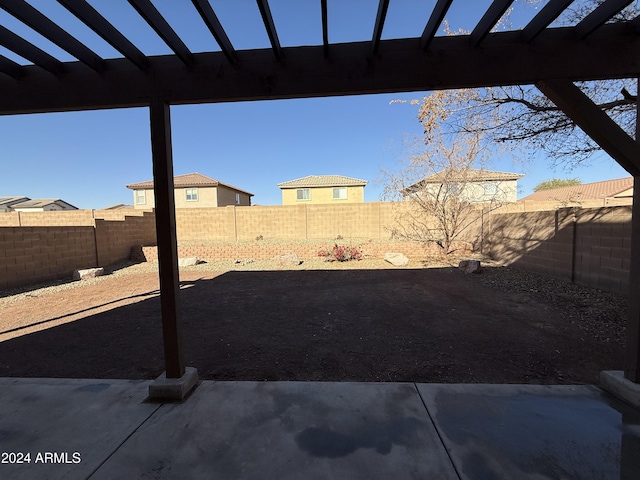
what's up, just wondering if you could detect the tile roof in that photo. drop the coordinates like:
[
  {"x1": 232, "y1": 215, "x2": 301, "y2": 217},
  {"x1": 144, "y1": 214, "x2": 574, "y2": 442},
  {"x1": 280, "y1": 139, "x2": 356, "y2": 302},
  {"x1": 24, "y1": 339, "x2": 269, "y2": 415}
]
[
  {"x1": 520, "y1": 177, "x2": 634, "y2": 202},
  {"x1": 419, "y1": 169, "x2": 524, "y2": 184},
  {"x1": 12, "y1": 199, "x2": 78, "y2": 209},
  {"x1": 126, "y1": 172, "x2": 253, "y2": 196},
  {"x1": 277, "y1": 175, "x2": 368, "y2": 188},
  {"x1": 0, "y1": 196, "x2": 29, "y2": 207}
]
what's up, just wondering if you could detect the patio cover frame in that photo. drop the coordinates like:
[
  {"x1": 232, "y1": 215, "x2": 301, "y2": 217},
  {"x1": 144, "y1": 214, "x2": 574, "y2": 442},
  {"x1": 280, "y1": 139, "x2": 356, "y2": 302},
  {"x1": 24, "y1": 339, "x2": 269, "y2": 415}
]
[{"x1": 1, "y1": 0, "x2": 640, "y2": 382}]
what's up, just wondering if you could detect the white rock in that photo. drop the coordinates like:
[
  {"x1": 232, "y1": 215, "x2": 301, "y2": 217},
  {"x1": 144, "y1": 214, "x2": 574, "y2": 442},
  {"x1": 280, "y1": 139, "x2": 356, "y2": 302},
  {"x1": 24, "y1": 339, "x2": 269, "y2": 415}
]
[
  {"x1": 73, "y1": 267, "x2": 104, "y2": 281},
  {"x1": 275, "y1": 253, "x2": 302, "y2": 265},
  {"x1": 384, "y1": 252, "x2": 409, "y2": 267},
  {"x1": 178, "y1": 256, "x2": 200, "y2": 267}
]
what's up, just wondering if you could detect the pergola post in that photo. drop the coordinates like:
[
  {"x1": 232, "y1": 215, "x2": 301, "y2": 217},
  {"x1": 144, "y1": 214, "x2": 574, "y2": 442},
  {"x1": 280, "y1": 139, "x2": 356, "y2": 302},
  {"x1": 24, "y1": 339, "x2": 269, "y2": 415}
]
[
  {"x1": 625, "y1": 86, "x2": 640, "y2": 382},
  {"x1": 149, "y1": 97, "x2": 184, "y2": 379},
  {"x1": 147, "y1": 98, "x2": 198, "y2": 401}
]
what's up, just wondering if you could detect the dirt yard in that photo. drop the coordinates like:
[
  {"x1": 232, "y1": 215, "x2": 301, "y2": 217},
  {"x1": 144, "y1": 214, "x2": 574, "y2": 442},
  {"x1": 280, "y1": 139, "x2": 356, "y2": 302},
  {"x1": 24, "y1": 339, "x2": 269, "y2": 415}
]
[{"x1": 0, "y1": 258, "x2": 627, "y2": 384}]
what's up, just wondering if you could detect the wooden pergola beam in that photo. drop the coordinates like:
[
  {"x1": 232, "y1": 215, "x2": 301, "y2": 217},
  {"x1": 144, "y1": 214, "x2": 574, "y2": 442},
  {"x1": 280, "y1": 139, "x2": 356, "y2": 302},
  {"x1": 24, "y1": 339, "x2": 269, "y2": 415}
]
[
  {"x1": 2, "y1": 23, "x2": 639, "y2": 115},
  {"x1": 522, "y1": 0, "x2": 573, "y2": 42},
  {"x1": 535, "y1": 79, "x2": 640, "y2": 176},
  {"x1": 470, "y1": 0, "x2": 515, "y2": 46},
  {"x1": 257, "y1": 0, "x2": 282, "y2": 61},
  {"x1": 192, "y1": 0, "x2": 236, "y2": 65},
  {"x1": 0, "y1": 25, "x2": 64, "y2": 75},
  {"x1": 421, "y1": 0, "x2": 454, "y2": 50},
  {"x1": 371, "y1": 0, "x2": 390, "y2": 55}
]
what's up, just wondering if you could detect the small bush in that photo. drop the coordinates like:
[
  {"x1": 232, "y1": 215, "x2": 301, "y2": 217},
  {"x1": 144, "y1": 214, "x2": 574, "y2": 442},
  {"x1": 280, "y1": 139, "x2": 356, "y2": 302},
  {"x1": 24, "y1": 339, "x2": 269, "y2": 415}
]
[{"x1": 318, "y1": 243, "x2": 362, "y2": 262}]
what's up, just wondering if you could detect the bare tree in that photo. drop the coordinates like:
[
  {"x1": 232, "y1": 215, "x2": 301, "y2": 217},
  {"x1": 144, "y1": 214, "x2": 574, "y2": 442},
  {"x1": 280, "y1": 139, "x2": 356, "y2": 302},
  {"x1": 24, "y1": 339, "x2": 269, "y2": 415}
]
[
  {"x1": 380, "y1": 126, "x2": 511, "y2": 255},
  {"x1": 400, "y1": 1, "x2": 638, "y2": 168}
]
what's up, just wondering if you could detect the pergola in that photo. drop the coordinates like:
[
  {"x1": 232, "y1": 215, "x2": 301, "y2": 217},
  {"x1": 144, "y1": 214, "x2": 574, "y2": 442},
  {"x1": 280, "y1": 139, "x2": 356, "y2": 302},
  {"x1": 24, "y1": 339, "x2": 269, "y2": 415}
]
[{"x1": 1, "y1": 0, "x2": 640, "y2": 392}]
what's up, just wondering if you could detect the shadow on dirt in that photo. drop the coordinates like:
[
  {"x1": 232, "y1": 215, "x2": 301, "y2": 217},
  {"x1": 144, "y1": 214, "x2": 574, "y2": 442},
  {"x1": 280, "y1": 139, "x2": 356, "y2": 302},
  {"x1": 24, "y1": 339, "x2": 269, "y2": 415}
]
[{"x1": 0, "y1": 268, "x2": 624, "y2": 383}]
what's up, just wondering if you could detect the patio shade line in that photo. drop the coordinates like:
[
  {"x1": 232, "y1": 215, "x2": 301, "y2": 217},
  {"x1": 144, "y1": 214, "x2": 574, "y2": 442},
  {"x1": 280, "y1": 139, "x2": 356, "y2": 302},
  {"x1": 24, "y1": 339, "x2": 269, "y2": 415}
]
[
  {"x1": 128, "y1": 0, "x2": 194, "y2": 67},
  {"x1": 256, "y1": 0, "x2": 281, "y2": 61},
  {"x1": 470, "y1": 0, "x2": 516, "y2": 46},
  {"x1": 421, "y1": 0, "x2": 454, "y2": 50},
  {"x1": 371, "y1": 0, "x2": 390, "y2": 54},
  {"x1": 0, "y1": 0, "x2": 105, "y2": 73},
  {"x1": 575, "y1": 0, "x2": 635, "y2": 38},
  {"x1": 0, "y1": 25, "x2": 64, "y2": 75},
  {"x1": 522, "y1": 0, "x2": 574, "y2": 42},
  {"x1": 191, "y1": 0, "x2": 236, "y2": 64},
  {"x1": 57, "y1": 0, "x2": 148, "y2": 71}
]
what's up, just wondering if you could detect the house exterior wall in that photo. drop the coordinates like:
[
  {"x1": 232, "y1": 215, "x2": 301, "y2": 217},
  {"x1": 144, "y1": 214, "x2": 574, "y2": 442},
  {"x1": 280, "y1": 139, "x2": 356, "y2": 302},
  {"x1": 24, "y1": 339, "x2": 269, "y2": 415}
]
[
  {"x1": 416, "y1": 180, "x2": 518, "y2": 204},
  {"x1": 281, "y1": 185, "x2": 365, "y2": 205},
  {"x1": 217, "y1": 184, "x2": 251, "y2": 206}
]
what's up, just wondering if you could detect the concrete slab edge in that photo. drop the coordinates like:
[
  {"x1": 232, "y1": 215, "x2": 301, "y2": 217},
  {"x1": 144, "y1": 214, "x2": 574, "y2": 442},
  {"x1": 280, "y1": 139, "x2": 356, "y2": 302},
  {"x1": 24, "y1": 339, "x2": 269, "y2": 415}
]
[
  {"x1": 148, "y1": 367, "x2": 199, "y2": 402},
  {"x1": 599, "y1": 370, "x2": 640, "y2": 409}
]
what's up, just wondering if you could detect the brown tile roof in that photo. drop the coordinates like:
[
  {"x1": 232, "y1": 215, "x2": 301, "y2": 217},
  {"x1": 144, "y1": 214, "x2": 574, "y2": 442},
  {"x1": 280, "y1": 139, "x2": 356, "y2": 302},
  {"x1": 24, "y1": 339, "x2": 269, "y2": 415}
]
[
  {"x1": 277, "y1": 175, "x2": 368, "y2": 188},
  {"x1": 520, "y1": 177, "x2": 634, "y2": 202},
  {"x1": 126, "y1": 172, "x2": 253, "y2": 196}
]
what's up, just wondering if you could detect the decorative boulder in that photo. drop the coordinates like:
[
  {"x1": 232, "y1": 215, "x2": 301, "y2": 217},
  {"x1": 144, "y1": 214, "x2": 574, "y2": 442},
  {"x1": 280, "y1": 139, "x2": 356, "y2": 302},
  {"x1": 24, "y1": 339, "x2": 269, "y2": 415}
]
[
  {"x1": 384, "y1": 252, "x2": 409, "y2": 267},
  {"x1": 459, "y1": 259, "x2": 482, "y2": 274},
  {"x1": 178, "y1": 256, "x2": 201, "y2": 267},
  {"x1": 73, "y1": 267, "x2": 104, "y2": 281},
  {"x1": 276, "y1": 253, "x2": 302, "y2": 265}
]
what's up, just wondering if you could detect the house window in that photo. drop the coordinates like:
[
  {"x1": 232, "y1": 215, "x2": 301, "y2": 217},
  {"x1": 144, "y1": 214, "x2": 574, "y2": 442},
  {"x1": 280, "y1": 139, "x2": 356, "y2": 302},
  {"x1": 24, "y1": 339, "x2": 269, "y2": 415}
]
[
  {"x1": 333, "y1": 187, "x2": 347, "y2": 199},
  {"x1": 135, "y1": 190, "x2": 146, "y2": 205},
  {"x1": 296, "y1": 188, "x2": 310, "y2": 201},
  {"x1": 484, "y1": 182, "x2": 499, "y2": 196},
  {"x1": 236, "y1": 193, "x2": 241, "y2": 204},
  {"x1": 186, "y1": 188, "x2": 198, "y2": 201}
]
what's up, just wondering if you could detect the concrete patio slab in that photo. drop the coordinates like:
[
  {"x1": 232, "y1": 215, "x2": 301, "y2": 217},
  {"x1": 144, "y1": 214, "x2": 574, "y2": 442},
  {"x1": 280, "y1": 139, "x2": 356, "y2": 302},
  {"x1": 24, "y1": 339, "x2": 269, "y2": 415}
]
[
  {"x1": 92, "y1": 381, "x2": 458, "y2": 480},
  {"x1": 0, "y1": 377, "x2": 157, "y2": 480},
  {"x1": 416, "y1": 383, "x2": 640, "y2": 480}
]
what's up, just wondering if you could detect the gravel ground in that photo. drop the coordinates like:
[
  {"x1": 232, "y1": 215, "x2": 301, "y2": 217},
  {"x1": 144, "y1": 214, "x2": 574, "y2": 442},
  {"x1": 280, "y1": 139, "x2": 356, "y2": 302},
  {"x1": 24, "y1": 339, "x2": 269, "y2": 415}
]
[{"x1": 0, "y1": 256, "x2": 628, "y2": 349}]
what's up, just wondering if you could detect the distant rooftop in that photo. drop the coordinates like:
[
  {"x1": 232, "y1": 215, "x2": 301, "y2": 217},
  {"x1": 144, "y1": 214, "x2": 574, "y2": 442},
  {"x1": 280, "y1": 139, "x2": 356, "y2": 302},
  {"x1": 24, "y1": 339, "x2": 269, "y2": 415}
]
[
  {"x1": 521, "y1": 177, "x2": 634, "y2": 202},
  {"x1": 126, "y1": 173, "x2": 253, "y2": 196},
  {"x1": 278, "y1": 175, "x2": 368, "y2": 189}
]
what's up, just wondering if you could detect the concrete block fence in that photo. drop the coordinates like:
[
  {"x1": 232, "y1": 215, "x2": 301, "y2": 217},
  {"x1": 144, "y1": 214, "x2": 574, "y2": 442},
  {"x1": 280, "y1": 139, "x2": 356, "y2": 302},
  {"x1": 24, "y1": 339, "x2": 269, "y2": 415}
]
[{"x1": 0, "y1": 203, "x2": 633, "y2": 293}]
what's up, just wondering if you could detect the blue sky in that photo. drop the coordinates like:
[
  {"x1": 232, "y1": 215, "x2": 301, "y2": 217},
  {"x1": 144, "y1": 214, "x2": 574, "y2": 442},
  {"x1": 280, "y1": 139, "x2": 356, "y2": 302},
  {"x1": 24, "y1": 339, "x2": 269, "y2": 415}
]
[{"x1": 0, "y1": 0, "x2": 631, "y2": 209}]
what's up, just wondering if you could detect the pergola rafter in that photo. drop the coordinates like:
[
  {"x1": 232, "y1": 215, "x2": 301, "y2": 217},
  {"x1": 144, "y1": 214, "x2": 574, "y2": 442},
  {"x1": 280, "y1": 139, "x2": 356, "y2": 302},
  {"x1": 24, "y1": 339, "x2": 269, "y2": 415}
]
[{"x1": 0, "y1": 0, "x2": 639, "y2": 389}]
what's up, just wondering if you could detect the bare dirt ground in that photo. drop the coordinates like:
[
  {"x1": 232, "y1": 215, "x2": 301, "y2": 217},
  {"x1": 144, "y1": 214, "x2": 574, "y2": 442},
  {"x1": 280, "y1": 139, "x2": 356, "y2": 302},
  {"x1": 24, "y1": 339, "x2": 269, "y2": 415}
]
[{"x1": 0, "y1": 258, "x2": 627, "y2": 384}]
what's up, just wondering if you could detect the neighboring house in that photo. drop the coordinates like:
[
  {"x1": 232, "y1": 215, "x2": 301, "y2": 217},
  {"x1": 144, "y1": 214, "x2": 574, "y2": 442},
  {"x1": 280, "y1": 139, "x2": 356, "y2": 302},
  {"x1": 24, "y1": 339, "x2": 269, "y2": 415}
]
[
  {"x1": 277, "y1": 175, "x2": 368, "y2": 205},
  {"x1": 403, "y1": 169, "x2": 523, "y2": 204},
  {"x1": 10, "y1": 198, "x2": 78, "y2": 212},
  {"x1": 0, "y1": 196, "x2": 29, "y2": 212},
  {"x1": 126, "y1": 172, "x2": 253, "y2": 209},
  {"x1": 103, "y1": 203, "x2": 134, "y2": 210},
  {"x1": 520, "y1": 177, "x2": 633, "y2": 204}
]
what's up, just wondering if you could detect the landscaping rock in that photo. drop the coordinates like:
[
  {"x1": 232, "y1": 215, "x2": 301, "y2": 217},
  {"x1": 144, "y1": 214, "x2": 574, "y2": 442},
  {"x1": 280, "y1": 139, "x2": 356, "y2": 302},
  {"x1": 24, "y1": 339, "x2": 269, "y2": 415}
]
[
  {"x1": 178, "y1": 256, "x2": 201, "y2": 267},
  {"x1": 459, "y1": 259, "x2": 482, "y2": 274},
  {"x1": 276, "y1": 253, "x2": 302, "y2": 265},
  {"x1": 73, "y1": 267, "x2": 104, "y2": 281},
  {"x1": 384, "y1": 252, "x2": 409, "y2": 267}
]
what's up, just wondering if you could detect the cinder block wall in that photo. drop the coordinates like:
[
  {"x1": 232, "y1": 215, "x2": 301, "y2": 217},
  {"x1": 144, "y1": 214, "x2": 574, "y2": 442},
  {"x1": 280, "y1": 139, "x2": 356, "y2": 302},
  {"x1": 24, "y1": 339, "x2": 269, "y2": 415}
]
[
  {"x1": 0, "y1": 226, "x2": 97, "y2": 290},
  {"x1": 485, "y1": 206, "x2": 632, "y2": 293},
  {"x1": 95, "y1": 211, "x2": 157, "y2": 266}
]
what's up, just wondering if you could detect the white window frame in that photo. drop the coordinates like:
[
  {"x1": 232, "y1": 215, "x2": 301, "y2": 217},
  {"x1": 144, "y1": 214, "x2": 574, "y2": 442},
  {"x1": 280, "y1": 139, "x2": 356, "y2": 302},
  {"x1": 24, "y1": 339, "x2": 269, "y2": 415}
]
[
  {"x1": 185, "y1": 188, "x2": 199, "y2": 202},
  {"x1": 333, "y1": 187, "x2": 347, "y2": 200},
  {"x1": 296, "y1": 188, "x2": 310, "y2": 201},
  {"x1": 236, "y1": 193, "x2": 241, "y2": 204},
  {"x1": 135, "y1": 190, "x2": 146, "y2": 205},
  {"x1": 483, "y1": 182, "x2": 499, "y2": 196}
]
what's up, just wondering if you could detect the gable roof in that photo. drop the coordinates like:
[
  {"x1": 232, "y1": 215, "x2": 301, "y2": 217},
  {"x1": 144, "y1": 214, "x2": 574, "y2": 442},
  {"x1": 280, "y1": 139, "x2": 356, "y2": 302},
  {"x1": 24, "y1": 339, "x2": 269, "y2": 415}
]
[
  {"x1": 419, "y1": 169, "x2": 524, "y2": 184},
  {"x1": 520, "y1": 177, "x2": 634, "y2": 202},
  {"x1": 0, "y1": 196, "x2": 29, "y2": 208},
  {"x1": 126, "y1": 172, "x2": 253, "y2": 196},
  {"x1": 11, "y1": 199, "x2": 78, "y2": 209},
  {"x1": 277, "y1": 175, "x2": 368, "y2": 189}
]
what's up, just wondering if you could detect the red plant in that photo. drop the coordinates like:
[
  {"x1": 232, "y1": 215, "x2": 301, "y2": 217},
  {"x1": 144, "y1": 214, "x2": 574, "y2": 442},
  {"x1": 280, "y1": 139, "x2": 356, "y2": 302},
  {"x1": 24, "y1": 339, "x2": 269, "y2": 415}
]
[{"x1": 318, "y1": 243, "x2": 362, "y2": 262}]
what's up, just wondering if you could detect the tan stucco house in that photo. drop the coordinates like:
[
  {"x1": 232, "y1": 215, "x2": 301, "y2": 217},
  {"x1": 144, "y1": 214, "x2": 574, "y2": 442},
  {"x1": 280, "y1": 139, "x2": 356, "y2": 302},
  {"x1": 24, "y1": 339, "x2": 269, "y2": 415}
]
[
  {"x1": 126, "y1": 172, "x2": 253, "y2": 209},
  {"x1": 277, "y1": 175, "x2": 367, "y2": 205},
  {"x1": 403, "y1": 169, "x2": 523, "y2": 204}
]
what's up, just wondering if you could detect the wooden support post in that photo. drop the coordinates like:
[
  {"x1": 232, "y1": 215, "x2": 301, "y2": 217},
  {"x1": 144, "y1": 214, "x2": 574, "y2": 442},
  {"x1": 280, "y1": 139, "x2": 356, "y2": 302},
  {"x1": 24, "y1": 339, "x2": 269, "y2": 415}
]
[
  {"x1": 149, "y1": 97, "x2": 185, "y2": 379},
  {"x1": 625, "y1": 81, "x2": 640, "y2": 382}
]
